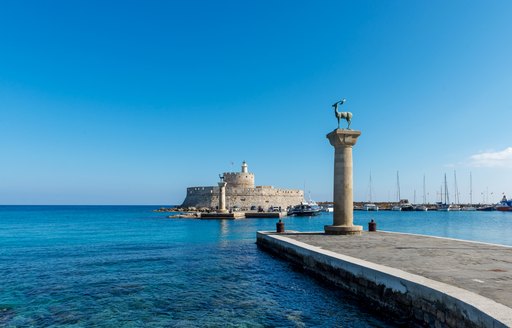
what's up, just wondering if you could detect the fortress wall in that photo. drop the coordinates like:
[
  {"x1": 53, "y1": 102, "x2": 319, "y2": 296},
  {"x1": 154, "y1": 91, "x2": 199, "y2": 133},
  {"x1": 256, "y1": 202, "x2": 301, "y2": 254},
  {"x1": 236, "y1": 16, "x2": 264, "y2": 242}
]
[
  {"x1": 181, "y1": 185, "x2": 304, "y2": 210},
  {"x1": 179, "y1": 161, "x2": 304, "y2": 210},
  {"x1": 181, "y1": 186, "x2": 304, "y2": 209},
  {"x1": 181, "y1": 186, "x2": 218, "y2": 208},
  {"x1": 226, "y1": 187, "x2": 304, "y2": 210}
]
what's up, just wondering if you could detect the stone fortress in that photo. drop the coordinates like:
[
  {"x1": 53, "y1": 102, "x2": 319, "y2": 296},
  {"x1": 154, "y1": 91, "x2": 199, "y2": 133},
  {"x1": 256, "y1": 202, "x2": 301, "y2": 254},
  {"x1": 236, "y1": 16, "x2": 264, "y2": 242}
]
[{"x1": 181, "y1": 161, "x2": 304, "y2": 210}]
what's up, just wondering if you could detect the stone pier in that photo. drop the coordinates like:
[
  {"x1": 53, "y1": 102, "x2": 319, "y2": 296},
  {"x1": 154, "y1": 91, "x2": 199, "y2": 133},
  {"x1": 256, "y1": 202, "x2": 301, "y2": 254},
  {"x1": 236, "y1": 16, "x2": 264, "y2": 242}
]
[
  {"x1": 324, "y1": 129, "x2": 362, "y2": 235},
  {"x1": 256, "y1": 231, "x2": 512, "y2": 327}
]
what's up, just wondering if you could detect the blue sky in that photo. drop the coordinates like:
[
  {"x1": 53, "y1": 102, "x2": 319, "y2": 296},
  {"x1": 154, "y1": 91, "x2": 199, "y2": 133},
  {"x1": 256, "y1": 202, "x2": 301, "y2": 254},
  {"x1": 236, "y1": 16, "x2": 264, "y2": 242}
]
[{"x1": 1, "y1": 0, "x2": 511, "y2": 205}]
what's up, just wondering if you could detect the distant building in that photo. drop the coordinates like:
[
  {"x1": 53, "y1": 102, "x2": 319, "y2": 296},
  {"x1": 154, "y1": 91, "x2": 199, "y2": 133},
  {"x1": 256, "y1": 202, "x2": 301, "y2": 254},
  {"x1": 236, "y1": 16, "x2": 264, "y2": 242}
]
[{"x1": 181, "y1": 161, "x2": 304, "y2": 210}]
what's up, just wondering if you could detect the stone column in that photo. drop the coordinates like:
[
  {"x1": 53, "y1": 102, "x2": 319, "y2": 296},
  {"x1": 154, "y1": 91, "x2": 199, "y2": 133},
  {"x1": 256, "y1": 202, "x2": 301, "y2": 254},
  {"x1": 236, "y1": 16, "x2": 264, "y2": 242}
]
[
  {"x1": 218, "y1": 182, "x2": 228, "y2": 213},
  {"x1": 325, "y1": 129, "x2": 362, "y2": 235}
]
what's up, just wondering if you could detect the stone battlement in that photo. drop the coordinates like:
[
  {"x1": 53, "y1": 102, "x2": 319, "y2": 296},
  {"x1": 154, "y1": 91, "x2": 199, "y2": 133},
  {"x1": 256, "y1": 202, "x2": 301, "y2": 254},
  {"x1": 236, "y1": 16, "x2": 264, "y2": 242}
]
[{"x1": 223, "y1": 172, "x2": 255, "y2": 189}]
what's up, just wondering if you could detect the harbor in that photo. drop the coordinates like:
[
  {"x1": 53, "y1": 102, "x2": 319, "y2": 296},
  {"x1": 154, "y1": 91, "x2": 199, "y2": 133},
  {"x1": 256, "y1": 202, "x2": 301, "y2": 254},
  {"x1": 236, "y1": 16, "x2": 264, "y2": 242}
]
[{"x1": 2, "y1": 1, "x2": 511, "y2": 326}]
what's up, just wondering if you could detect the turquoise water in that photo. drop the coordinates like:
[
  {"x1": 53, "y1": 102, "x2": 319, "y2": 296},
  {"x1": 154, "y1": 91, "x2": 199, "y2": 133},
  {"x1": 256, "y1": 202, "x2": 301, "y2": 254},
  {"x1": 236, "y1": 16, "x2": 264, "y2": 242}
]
[
  {"x1": 0, "y1": 206, "x2": 392, "y2": 327},
  {"x1": 353, "y1": 210, "x2": 512, "y2": 246},
  {"x1": 1, "y1": 207, "x2": 511, "y2": 327}
]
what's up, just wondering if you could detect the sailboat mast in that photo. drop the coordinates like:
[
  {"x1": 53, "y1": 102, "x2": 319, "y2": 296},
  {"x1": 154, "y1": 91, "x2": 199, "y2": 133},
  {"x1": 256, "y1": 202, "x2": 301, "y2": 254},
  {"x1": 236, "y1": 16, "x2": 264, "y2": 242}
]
[
  {"x1": 369, "y1": 171, "x2": 373, "y2": 203},
  {"x1": 423, "y1": 174, "x2": 426, "y2": 204},
  {"x1": 396, "y1": 171, "x2": 401, "y2": 202},
  {"x1": 470, "y1": 172, "x2": 473, "y2": 205},
  {"x1": 444, "y1": 173, "x2": 450, "y2": 204},
  {"x1": 454, "y1": 170, "x2": 459, "y2": 204}
]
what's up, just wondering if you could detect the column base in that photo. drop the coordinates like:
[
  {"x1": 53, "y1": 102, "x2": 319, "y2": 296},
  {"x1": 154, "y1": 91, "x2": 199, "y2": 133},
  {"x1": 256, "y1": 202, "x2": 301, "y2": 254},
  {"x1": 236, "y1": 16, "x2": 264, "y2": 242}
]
[
  {"x1": 217, "y1": 209, "x2": 229, "y2": 214},
  {"x1": 324, "y1": 225, "x2": 363, "y2": 235}
]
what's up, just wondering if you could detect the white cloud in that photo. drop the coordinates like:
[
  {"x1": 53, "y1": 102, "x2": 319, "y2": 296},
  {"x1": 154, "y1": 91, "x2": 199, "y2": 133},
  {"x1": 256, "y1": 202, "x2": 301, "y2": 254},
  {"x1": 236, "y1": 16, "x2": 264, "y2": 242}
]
[{"x1": 469, "y1": 147, "x2": 512, "y2": 168}]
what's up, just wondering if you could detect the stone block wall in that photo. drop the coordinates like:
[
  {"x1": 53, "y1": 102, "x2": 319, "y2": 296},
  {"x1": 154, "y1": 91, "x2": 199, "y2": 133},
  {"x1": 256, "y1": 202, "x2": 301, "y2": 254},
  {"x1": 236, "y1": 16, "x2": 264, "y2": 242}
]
[
  {"x1": 226, "y1": 187, "x2": 303, "y2": 210},
  {"x1": 180, "y1": 185, "x2": 304, "y2": 210},
  {"x1": 181, "y1": 186, "x2": 217, "y2": 208},
  {"x1": 223, "y1": 172, "x2": 255, "y2": 189}
]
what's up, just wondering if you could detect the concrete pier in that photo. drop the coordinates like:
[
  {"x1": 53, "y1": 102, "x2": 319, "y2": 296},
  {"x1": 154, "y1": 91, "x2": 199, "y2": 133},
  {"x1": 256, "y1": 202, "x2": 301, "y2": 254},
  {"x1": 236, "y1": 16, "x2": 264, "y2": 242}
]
[
  {"x1": 244, "y1": 212, "x2": 284, "y2": 218},
  {"x1": 257, "y1": 231, "x2": 512, "y2": 327},
  {"x1": 325, "y1": 129, "x2": 362, "y2": 235},
  {"x1": 200, "y1": 212, "x2": 243, "y2": 219}
]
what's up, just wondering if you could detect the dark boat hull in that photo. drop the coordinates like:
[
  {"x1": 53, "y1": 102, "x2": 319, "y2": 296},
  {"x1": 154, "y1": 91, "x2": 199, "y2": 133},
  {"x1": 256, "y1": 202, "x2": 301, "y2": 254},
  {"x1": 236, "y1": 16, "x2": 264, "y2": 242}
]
[
  {"x1": 290, "y1": 210, "x2": 321, "y2": 216},
  {"x1": 476, "y1": 206, "x2": 496, "y2": 211}
]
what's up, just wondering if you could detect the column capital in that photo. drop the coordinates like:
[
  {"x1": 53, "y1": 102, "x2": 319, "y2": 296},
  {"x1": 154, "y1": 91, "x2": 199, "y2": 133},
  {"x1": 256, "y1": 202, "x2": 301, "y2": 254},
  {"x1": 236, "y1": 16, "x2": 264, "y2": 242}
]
[
  {"x1": 218, "y1": 182, "x2": 227, "y2": 188},
  {"x1": 326, "y1": 129, "x2": 361, "y2": 148}
]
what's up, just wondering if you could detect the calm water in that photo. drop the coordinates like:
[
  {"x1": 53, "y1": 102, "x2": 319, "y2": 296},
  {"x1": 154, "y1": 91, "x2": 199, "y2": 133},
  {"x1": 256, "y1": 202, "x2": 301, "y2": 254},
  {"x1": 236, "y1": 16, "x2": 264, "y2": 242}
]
[{"x1": 1, "y1": 207, "x2": 511, "y2": 327}]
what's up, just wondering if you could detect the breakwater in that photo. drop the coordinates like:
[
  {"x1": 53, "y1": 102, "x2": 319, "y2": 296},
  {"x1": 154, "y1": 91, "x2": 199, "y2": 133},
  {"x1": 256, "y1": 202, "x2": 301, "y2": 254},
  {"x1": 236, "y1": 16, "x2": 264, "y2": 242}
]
[{"x1": 257, "y1": 231, "x2": 512, "y2": 327}]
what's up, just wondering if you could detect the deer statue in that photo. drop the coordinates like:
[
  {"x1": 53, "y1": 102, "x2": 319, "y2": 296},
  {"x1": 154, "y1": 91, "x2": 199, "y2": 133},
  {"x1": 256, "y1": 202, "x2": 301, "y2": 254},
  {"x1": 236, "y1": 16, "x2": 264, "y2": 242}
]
[{"x1": 332, "y1": 98, "x2": 352, "y2": 129}]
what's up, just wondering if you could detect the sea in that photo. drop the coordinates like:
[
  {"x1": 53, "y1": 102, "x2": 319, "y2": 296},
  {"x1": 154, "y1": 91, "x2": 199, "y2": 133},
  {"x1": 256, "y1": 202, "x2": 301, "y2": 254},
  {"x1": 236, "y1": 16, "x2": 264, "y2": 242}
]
[{"x1": 1, "y1": 206, "x2": 512, "y2": 327}]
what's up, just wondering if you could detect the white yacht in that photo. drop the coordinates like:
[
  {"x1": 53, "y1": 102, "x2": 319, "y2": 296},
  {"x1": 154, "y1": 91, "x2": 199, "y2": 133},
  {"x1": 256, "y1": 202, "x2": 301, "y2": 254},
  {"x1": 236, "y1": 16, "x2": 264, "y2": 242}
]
[{"x1": 363, "y1": 203, "x2": 379, "y2": 211}]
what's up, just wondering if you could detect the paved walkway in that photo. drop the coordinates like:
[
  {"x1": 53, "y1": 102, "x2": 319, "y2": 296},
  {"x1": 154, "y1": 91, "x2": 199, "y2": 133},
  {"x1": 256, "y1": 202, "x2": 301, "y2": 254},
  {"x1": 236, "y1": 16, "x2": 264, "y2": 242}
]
[{"x1": 284, "y1": 231, "x2": 512, "y2": 308}]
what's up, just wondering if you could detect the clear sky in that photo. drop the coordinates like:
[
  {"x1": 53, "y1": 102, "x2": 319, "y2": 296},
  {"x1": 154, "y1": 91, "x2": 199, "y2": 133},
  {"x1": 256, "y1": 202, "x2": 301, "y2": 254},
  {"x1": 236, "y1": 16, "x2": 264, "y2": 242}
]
[{"x1": 1, "y1": 0, "x2": 511, "y2": 205}]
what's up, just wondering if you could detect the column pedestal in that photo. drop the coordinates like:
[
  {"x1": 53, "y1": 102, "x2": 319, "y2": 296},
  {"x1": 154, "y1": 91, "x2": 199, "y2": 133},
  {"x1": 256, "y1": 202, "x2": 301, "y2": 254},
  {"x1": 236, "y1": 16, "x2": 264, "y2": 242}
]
[{"x1": 324, "y1": 129, "x2": 362, "y2": 235}]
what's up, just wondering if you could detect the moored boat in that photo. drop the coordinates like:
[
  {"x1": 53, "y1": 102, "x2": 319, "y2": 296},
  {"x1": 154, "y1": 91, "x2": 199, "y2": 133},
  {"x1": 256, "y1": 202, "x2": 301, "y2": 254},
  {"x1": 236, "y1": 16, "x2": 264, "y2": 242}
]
[
  {"x1": 496, "y1": 195, "x2": 512, "y2": 212},
  {"x1": 401, "y1": 203, "x2": 414, "y2": 211},
  {"x1": 288, "y1": 201, "x2": 322, "y2": 216},
  {"x1": 476, "y1": 205, "x2": 496, "y2": 211},
  {"x1": 438, "y1": 174, "x2": 453, "y2": 211},
  {"x1": 322, "y1": 205, "x2": 334, "y2": 212},
  {"x1": 363, "y1": 203, "x2": 379, "y2": 211},
  {"x1": 450, "y1": 204, "x2": 461, "y2": 211}
]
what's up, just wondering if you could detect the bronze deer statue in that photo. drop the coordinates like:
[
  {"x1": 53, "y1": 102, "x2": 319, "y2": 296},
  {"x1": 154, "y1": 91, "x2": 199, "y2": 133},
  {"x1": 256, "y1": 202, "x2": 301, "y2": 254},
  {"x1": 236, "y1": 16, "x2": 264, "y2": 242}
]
[{"x1": 332, "y1": 98, "x2": 352, "y2": 129}]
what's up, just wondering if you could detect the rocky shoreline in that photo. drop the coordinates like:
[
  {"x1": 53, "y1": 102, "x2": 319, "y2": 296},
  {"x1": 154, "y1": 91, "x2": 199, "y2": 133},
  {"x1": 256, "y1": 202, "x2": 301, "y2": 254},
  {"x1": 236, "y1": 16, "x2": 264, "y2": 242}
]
[{"x1": 153, "y1": 207, "x2": 212, "y2": 219}]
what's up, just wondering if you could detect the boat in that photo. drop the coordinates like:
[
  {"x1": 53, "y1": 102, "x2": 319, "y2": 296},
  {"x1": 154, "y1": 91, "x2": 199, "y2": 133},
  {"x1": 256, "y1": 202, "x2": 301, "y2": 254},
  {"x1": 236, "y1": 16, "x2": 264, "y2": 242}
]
[
  {"x1": 287, "y1": 201, "x2": 322, "y2": 216},
  {"x1": 363, "y1": 203, "x2": 379, "y2": 211},
  {"x1": 323, "y1": 205, "x2": 334, "y2": 212},
  {"x1": 476, "y1": 205, "x2": 496, "y2": 211},
  {"x1": 438, "y1": 173, "x2": 456, "y2": 211},
  {"x1": 363, "y1": 172, "x2": 379, "y2": 211},
  {"x1": 414, "y1": 177, "x2": 428, "y2": 211},
  {"x1": 437, "y1": 204, "x2": 449, "y2": 211},
  {"x1": 415, "y1": 174, "x2": 428, "y2": 211},
  {"x1": 391, "y1": 171, "x2": 402, "y2": 211},
  {"x1": 414, "y1": 205, "x2": 428, "y2": 211},
  {"x1": 461, "y1": 172, "x2": 476, "y2": 211},
  {"x1": 496, "y1": 195, "x2": 512, "y2": 212},
  {"x1": 400, "y1": 200, "x2": 414, "y2": 211},
  {"x1": 401, "y1": 204, "x2": 414, "y2": 211},
  {"x1": 450, "y1": 204, "x2": 461, "y2": 211}
]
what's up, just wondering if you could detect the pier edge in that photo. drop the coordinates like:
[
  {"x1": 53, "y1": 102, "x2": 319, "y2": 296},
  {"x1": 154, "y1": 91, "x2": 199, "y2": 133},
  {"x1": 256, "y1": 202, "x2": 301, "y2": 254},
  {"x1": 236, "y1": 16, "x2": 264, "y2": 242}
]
[{"x1": 256, "y1": 231, "x2": 512, "y2": 328}]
